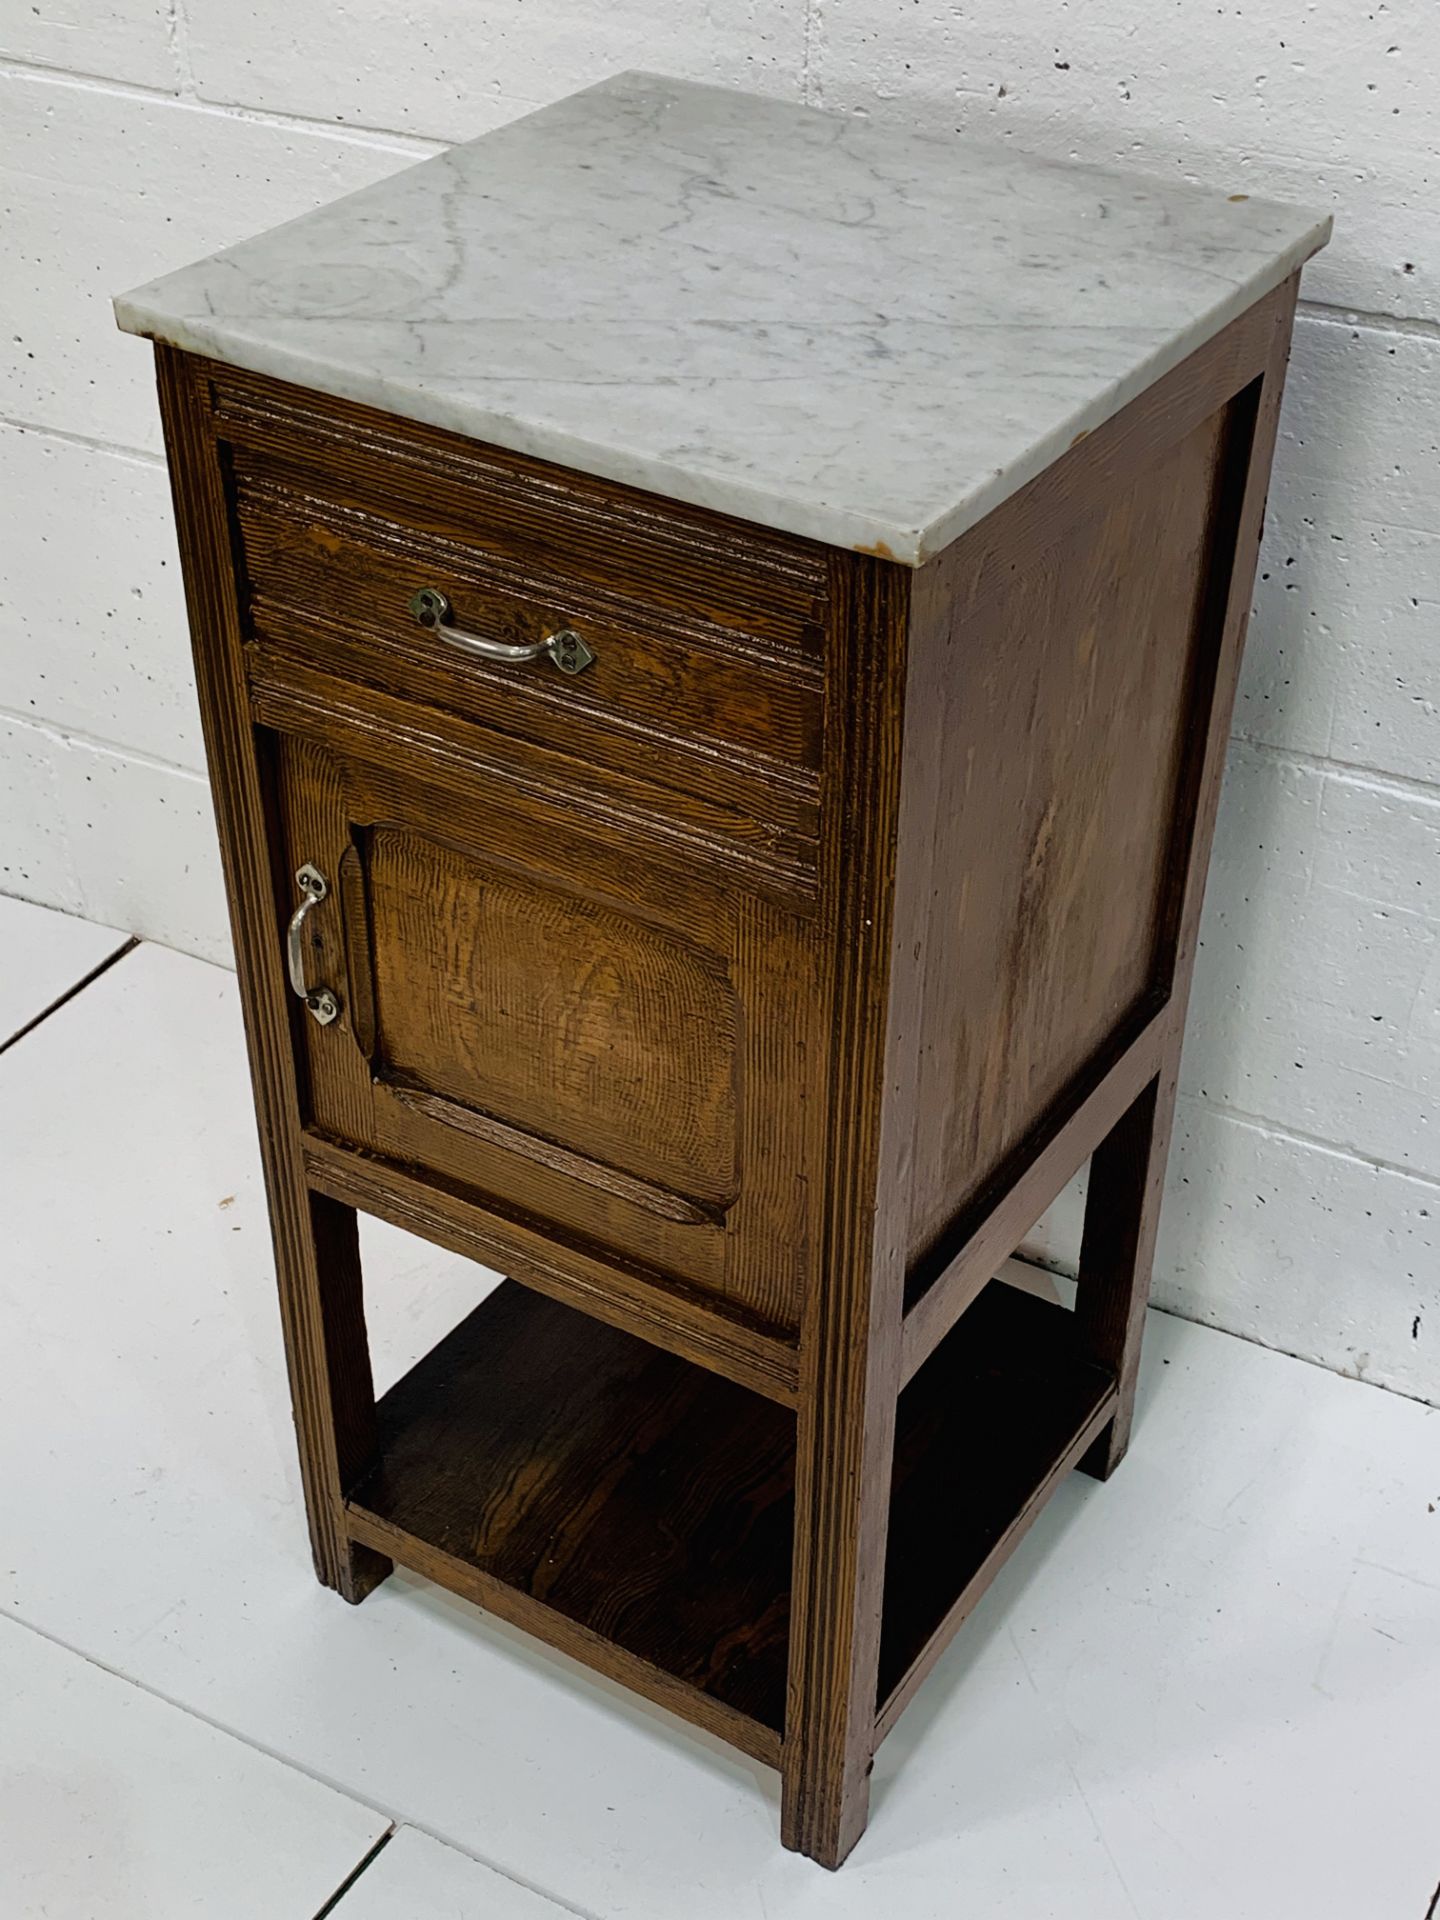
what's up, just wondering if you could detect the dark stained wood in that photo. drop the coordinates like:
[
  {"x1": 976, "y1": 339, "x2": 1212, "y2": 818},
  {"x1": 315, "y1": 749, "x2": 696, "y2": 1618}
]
[
  {"x1": 251, "y1": 648, "x2": 820, "y2": 901},
  {"x1": 155, "y1": 345, "x2": 388, "y2": 1604},
  {"x1": 367, "y1": 828, "x2": 740, "y2": 1207},
  {"x1": 233, "y1": 461, "x2": 825, "y2": 798},
  {"x1": 903, "y1": 391, "x2": 1235, "y2": 1275},
  {"x1": 899, "y1": 1002, "x2": 1174, "y2": 1388},
  {"x1": 204, "y1": 360, "x2": 830, "y2": 659},
  {"x1": 303, "y1": 1133, "x2": 801, "y2": 1406},
  {"x1": 268, "y1": 713, "x2": 822, "y2": 1337},
  {"x1": 782, "y1": 543, "x2": 921, "y2": 1867},
  {"x1": 1074, "y1": 1073, "x2": 1172, "y2": 1480},
  {"x1": 346, "y1": 1502, "x2": 784, "y2": 1769},
  {"x1": 1074, "y1": 282, "x2": 1301, "y2": 1480},
  {"x1": 150, "y1": 270, "x2": 1305, "y2": 1867},
  {"x1": 781, "y1": 279, "x2": 1300, "y2": 1864},
  {"x1": 342, "y1": 1270, "x2": 1114, "y2": 1780},
  {"x1": 347, "y1": 1280, "x2": 796, "y2": 1745}
]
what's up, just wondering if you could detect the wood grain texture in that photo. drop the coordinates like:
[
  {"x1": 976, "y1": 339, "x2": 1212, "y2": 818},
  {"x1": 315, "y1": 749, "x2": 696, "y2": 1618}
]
[
  {"x1": 272, "y1": 714, "x2": 821, "y2": 1333},
  {"x1": 342, "y1": 1270, "x2": 1108, "y2": 1777},
  {"x1": 782, "y1": 546, "x2": 921, "y2": 1867},
  {"x1": 903, "y1": 398, "x2": 1232, "y2": 1273},
  {"x1": 205, "y1": 358, "x2": 829, "y2": 657},
  {"x1": 386, "y1": 1084, "x2": 723, "y2": 1228},
  {"x1": 781, "y1": 280, "x2": 1300, "y2": 1863},
  {"x1": 346, "y1": 1502, "x2": 784, "y2": 1768},
  {"x1": 234, "y1": 462, "x2": 825, "y2": 793},
  {"x1": 155, "y1": 345, "x2": 387, "y2": 1604},
  {"x1": 1074, "y1": 279, "x2": 1302, "y2": 1480},
  {"x1": 898, "y1": 1003, "x2": 1174, "y2": 1388},
  {"x1": 251, "y1": 649, "x2": 819, "y2": 902},
  {"x1": 348, "y1": 1281, "x2": 796, "y2": 1740},
  {"x1": 303, "y1": 1134, "x2": 801, "y2": 1406},
  {"x1": 364, "y1": 823, "x2": 738, "y2": 1207}
]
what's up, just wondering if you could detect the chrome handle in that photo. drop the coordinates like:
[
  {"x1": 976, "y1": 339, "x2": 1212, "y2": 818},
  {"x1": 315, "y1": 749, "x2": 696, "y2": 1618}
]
[
  {"x1": 408, "y1": 588, "x2": 595, "y2": 676},
  {"x1": 286, "y1": 864, "x2": 339, "y2": 1027}
]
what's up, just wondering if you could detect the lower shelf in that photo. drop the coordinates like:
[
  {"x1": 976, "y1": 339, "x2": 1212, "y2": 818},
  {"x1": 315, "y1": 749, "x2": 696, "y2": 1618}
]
[
  {"x1": 345, "y1": 1273, "x2": 1115, "y2": 1765},
  {"x1": 347, "y1": 1281, "x2": 795, "y2": 1759}
]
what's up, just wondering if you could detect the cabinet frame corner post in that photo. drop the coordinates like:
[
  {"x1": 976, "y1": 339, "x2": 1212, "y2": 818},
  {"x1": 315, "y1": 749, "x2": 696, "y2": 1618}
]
[
  {"x1": 1073, "y1": 273, "x2": 1299, "y2": 1482},
  {"x1": 154, "y1": 345, "x2": 390, "y2": 1603},
  {"x1": 782, "y1": 552, "x2": 927, "y2": 1868}
]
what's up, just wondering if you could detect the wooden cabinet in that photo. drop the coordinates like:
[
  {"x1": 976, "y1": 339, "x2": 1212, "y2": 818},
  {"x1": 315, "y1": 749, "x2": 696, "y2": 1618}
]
[{"x1": 122, "y1": 71, "x2": 1328, "y2": 1869}]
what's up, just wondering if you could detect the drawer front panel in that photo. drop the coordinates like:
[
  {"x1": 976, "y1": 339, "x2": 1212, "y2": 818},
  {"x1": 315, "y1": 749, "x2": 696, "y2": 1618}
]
[
  {"x1": 275, "y1": 724, "x2": 821, "y2": 1338},
  {"x1": 235, "y1": 465, "x2": 825, "y2": 784}
]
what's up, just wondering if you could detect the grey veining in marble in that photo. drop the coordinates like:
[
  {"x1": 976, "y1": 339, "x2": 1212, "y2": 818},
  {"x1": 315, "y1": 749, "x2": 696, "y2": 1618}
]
[{"x1": 115, "y1": 72, "x2": 1329, "y2": 564}]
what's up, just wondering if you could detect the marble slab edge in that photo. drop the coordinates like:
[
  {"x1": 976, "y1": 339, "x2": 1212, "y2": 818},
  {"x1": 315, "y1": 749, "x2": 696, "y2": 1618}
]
[{"x1": 113, "y1": 248, "x2": 1325, "y2": 569}]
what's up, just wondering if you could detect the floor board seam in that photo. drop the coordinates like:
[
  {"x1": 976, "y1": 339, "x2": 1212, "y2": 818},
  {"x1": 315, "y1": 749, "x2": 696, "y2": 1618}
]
[
  {"x1": 0, "y1": 935, "x2": 139, "y2": 1057},
  {"x1": 0, "y1": 1606, "x2": 599, "y2": 1920},
  {"x1": 309, "y1": 1827, "x2": 397, "y2": 1920}
]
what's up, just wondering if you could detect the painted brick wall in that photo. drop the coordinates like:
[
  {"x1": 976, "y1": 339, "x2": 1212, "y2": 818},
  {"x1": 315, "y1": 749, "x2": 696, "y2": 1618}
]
[{"x1": 1, "y1": 3, "x2": 1435, "y2": 1402}]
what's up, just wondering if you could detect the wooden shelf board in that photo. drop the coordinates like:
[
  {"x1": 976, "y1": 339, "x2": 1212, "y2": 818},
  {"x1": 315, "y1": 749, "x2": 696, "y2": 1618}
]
[
  {"x1": 345, "y1": 1275, "x2": 1115, "y2": 1771},
  {"x1": 876, "y1": 1281, "x2": 1118, "y2": 1739},
  {"x1": 346, "y1": 1279, "x2": 795, "y2": 1753}
]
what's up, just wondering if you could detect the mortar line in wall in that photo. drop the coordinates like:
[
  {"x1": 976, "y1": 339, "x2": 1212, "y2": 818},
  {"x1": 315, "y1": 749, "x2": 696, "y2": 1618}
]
[
  {"x1": 1151, "y1": 1308, "x2": 1440, "y2": 1411},
  {"x1": 0, "y1": 413, "x2": 164, "y2": 467},
  {"x1": 7, "y1": 49, "x2": 1440, "y2": 339},
  {"x1": 1007, "y1": 1255, "x2": 1439, "y2": 1410},
  {"x1": 1, "y1": 55, "x2": 442, "y2": 157},
  {"x1": 165, "y1": 0, "x2": 198, "y2": 100},
  {"x1": 1297, "y1": 297, "x2": 1440, "y2": 344},
  {"x1": 1232, "y1": 734, "x2": 1440, "y2": 806},
  {"x1": 1, "y1": 708, "x2": 208, "y2": 786},
  {"x1": 800, "y1": 0, "x2": 822, "y2": 107},
  {"x1": 1175, "y1": 1090, "x2": 1440, "y2": 1192}
]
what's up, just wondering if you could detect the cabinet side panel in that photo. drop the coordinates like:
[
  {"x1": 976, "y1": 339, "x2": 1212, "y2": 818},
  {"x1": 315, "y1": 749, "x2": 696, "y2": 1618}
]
[{"x1": 905, "y1": 372, "x2": 1258, "y2": 1280}]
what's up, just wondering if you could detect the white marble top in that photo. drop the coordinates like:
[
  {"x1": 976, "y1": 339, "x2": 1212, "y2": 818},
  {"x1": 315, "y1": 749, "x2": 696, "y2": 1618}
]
[{"x1": 116, "y1": 73, "x2": 1329, "y2": 565}]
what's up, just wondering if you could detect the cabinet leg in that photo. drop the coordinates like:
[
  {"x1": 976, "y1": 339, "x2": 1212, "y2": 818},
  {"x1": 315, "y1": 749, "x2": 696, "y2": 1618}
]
[
  {"x1": 781, "y1": 1740, "x2": 873, "y2": 1872},
  {"x1": 781, "y1": 1363, "x2": 896, "y2": 1868},
  {"x1": 1073, "y1": 1068, "x2": 1179, "y2": 1480},
  {"x1": 273, "y1": 1189, "x2": 391, "y2": 1600}
]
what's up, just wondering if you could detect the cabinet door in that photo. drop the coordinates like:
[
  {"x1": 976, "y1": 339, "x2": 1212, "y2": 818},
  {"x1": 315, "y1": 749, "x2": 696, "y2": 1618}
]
[{"x1": 272, "y1": 727, "x2": 820, "y2": 1338}]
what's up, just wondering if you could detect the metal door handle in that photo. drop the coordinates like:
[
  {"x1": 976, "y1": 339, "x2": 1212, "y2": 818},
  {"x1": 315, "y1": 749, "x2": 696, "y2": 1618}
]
[
  {"x1": 408, "y1": 588, "x2": 595, "y2": 676},
  {"x1": 287, "y1": 864, "x2": 339, "y2": 1026}
]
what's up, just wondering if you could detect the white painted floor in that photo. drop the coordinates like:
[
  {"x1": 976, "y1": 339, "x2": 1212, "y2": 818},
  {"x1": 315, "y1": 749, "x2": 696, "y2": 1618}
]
[
  {"x1": 0, "y1": 1618, "x2": 388, "y2": 1919},
  {"x1": 2, "y1": 897, "x2": 1438, "y2": 1920}
]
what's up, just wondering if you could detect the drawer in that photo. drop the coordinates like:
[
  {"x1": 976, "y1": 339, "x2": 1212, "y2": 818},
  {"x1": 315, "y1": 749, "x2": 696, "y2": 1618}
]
[{"x1": 212, "y1": 366, "x2": 829, "y2": 836}]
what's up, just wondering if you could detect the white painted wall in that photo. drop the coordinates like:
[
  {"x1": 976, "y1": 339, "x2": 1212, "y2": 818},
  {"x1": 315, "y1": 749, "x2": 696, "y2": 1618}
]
[{"x1": 1, "y1": 5, "x2": 1435, "y2": 1402}]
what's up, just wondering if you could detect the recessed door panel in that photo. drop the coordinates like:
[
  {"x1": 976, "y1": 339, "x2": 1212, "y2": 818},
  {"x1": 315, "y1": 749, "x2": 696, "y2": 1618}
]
[
  {"x1": 365, "y1": 825, "x2": 739, "y2": 1211},
  {"x1": 271, "y1": 726, "x2": 818, "y2": 1336}
]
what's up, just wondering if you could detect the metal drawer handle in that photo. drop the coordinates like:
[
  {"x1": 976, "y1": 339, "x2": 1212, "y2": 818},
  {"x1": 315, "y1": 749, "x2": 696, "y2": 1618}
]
[
  {"x1": 408, "y1": 587, "x2": 596, "y2": 676},
  {"x1": 287, "y1": 864, "x2": 339, "y2": 1027}
]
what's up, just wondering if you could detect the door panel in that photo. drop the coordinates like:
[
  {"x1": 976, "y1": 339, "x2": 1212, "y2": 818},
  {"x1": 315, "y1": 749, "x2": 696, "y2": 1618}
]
[
  {"x1": 272, "y1": 725, "x2": 818, "y2": 1335},
  {"x1": 365, "y1": 825, "x2": 739, "y2": 1209}
]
